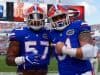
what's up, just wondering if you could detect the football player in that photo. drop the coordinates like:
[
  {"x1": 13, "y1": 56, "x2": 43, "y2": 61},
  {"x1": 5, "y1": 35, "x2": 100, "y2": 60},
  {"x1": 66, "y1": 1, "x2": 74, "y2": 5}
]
[
  {"x1": 48, "y1": 5, "x2": 98, "y2": 75},
  {"x1": 6, "y1": 5, "x2": 51, "y2": 75}
]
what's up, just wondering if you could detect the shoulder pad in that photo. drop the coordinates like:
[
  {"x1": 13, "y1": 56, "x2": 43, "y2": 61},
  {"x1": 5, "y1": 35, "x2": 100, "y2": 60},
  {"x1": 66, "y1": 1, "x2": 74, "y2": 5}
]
[
  {"x1": 70, "y1": 20, "x2": 83, "y2": 28},
  {"x1": 80, "y1": 22, "x2": 91, "y2": 32}
]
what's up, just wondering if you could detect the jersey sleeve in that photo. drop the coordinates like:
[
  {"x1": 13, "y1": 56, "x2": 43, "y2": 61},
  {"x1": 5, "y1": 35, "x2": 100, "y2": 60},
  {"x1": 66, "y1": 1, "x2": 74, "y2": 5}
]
[
  {"x1": 8, "y1": 29, "x2": 18, "y2": 41},
  {"x1": 8, "y1": 27, "x2": 25, "y2": 41}
]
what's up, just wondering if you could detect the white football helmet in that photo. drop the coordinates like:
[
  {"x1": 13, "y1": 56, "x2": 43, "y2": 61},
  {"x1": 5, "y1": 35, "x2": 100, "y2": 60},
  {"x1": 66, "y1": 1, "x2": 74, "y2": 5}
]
[
  {"x1": 48, "y1": 5, "x2": 70, "y2": 30},
  {"x1": 27, "y1": 5, "x2": 45, "y2": 30}
]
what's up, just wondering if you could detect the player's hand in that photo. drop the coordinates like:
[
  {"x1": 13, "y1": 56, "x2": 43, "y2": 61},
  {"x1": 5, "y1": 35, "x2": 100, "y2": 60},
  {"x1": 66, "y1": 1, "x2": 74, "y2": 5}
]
[
  {"x1": 25, "y1": 52, "x2": 40, "y2": 65},
  {"x1": 97, "y1": 53, "x2": 100, "y2": 58},
  {"x1": 15, "y1": 56, "x2": 25, "y2": 65},
  {"x1": 55, "y1": 42, "x2": 65, "y2": 54},
  {"x1": 15, "y1": 53, "x2": 40, "y2": 65}
]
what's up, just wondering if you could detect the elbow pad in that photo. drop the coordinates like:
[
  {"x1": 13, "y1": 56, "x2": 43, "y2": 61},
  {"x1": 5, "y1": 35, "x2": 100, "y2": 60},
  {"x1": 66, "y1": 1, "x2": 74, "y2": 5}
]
[
  {"x1": 82, "y1": 44, "x2": 98, "y2": 60},
  {"x1": 62, "y1": 46, "x2": 77, "y2": 57}
]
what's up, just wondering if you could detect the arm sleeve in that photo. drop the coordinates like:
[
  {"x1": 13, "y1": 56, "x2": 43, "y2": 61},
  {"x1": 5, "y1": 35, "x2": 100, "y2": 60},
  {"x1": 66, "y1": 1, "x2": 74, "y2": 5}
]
[{"x1": 8, "y1": 30, "x2": 18, "y2": 41}]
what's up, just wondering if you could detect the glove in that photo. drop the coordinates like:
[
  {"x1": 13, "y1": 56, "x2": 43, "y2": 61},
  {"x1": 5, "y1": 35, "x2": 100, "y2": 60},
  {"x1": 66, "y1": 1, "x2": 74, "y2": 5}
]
[
  {"x1": 15, "y1": 56, "x2": 25, "y2": 65},
  {"x1": 25, "y1": 52, "x2": 41, "y2": 65},
  {"x1": 15, "y1": 53, "x2": 40, "y2": 65}
]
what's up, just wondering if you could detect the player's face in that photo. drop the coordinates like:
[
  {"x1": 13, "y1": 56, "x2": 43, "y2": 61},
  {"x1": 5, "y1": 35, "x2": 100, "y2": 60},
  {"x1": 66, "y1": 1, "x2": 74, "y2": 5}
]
[
  {"x1": 28, "y1": 13, "x2": 45, "y2": 30},
  {"x1": 51, "y1": 13, "x2": 69, "y2": 30},
  {"x1": 51, "y1": 13, "x2": 66, "y2": 23}
]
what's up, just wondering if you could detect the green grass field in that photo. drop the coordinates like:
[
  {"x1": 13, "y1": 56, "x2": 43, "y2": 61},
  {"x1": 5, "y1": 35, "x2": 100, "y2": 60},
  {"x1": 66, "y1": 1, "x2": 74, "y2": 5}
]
[
  {"x1": 0, "y1": 55, "x2": 100, "y2": 72},
  {"x1": 0, "y1": 55, "x2": 16, "y2": 72},
  {"x1": 0, "y1": 55, "x2": 58, "y2": 72}
]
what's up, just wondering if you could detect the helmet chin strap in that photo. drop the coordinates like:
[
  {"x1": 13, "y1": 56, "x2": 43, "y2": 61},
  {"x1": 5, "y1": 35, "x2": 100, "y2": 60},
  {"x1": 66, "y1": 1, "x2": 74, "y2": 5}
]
[
  {"x1": 56, "y1": 21, "x2": 64, "y2": 27},
  {"x1": 56, "y1": 25, "x2": 67, "y2": 31},
  {"x1": 53, "y1": 19, "x2": 69, "y2": 30},
  {"x1": 53, "y1": 21, "x2": 64, "y2": 30}
]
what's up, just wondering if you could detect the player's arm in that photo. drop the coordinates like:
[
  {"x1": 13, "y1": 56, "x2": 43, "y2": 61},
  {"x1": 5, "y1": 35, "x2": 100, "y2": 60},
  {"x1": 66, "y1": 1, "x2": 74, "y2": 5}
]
[
  {"x1": 55, "y1": 39, "x2": 98, "y2": 60},
  {"x1": 6, "y1": 41, "x2": 20, "y2": 66},
  {"x1": 96, "y1": 52, "x2": 100, "y2": 58},
  {"x1": 76, "y1": 31, "x2": 97, "y2": 59},
  {"x1": 55, "y1": 25, "x2": 98, "y2": 60},
  {"x1": 76, "y1": 24, "x2": 98, "y2": 59}
]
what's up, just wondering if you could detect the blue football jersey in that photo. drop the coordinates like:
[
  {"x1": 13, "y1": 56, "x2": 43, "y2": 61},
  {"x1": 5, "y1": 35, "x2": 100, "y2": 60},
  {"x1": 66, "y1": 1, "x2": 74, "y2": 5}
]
[
  {"x1": 9, "y1": 27, "x2": 51, "y2": 71},
  {"x1": 50, "y1": 20, "x2": 92, "y2": 75}
]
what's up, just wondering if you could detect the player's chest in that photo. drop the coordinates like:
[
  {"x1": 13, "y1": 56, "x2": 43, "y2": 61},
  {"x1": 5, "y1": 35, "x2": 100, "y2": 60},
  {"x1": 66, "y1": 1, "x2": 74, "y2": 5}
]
[
  {"x1": 23, "y1": 32, "x2": 49, "y2": 42},
  {"x1": 52, "y1": 29, "x2": 79, "y2": 43},
  {"x1": 19, "y1": 32, "x2": 49, "y2": 47}
]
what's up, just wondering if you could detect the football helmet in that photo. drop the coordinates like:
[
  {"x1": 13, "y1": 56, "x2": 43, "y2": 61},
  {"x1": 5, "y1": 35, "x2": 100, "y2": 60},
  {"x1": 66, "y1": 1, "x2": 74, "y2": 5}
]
[
  {"x1": 67, "y1": 7, "x2": 80, "y2": 22},
  {"x1": 48, "y1": 5, "x2": 70, "y2": 30},
  {"x1": 27, "y1": 5, "x2": 45, "y2": 30}
]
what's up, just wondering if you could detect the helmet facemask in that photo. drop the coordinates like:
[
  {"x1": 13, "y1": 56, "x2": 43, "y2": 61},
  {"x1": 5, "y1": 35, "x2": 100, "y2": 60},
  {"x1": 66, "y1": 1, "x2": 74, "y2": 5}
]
[
  {"x1": 50, "y1": 13, "x2": 70, "y2": 30},
  {"x1": 27, "y1": 12, "x2": 45, "y2": 30}
]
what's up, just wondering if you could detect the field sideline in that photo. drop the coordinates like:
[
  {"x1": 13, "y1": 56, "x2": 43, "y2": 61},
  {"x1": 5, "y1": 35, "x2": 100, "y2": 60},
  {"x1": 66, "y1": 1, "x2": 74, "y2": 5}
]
[
  {"x1": 0, "y1": 55, "x2": 100, "y2": 75},
  {"x1": 0, "y1": 55, "x2": 58, "y2": 72}
]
